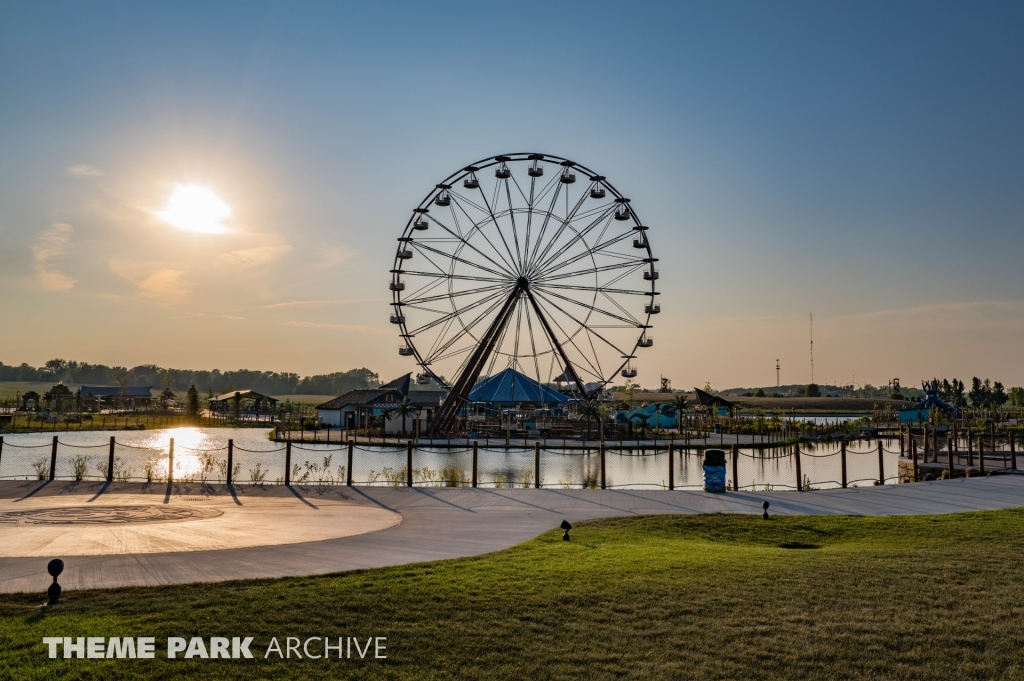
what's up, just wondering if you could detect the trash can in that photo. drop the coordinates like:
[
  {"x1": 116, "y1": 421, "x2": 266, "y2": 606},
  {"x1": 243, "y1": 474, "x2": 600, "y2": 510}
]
[{"x1": 703, "y1": 449, "x2": 727, "y2": 492}]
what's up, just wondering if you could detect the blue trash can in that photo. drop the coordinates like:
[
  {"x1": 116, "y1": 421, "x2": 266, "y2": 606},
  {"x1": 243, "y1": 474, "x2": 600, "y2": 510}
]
[{"x1": 703, "y1": 449, "x2": 727, "y2": 492}]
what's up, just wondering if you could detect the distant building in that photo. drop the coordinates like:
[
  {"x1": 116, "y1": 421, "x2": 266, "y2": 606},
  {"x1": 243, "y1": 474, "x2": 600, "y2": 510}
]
[
  {"x1": 44, "y1": 383, "x2": 76, "y2": 412},
  {"x1": 693, "y1": 387, "x2": 734, "y2": 417},
  {"x1": 208, "y1": 390, "x2": 278, "y2": 416},
  {"x1": 80, "y1": 386, "x2": 153, "y2": 411},
  {"x1": 316, "y1": 374, "x2": 446, "y2": 434}
]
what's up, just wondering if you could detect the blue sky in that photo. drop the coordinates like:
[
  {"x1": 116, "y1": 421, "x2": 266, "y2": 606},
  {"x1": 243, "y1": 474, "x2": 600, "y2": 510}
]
[{"x1": 1, "y1": 2, "x2": 1022, "y2": 389}]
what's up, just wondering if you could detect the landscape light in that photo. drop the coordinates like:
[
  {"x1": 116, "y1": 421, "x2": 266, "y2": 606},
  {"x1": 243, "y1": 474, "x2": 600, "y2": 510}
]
[
  {"x1": 560, "y1": 519, "x2": 572, "y2": 541},
  {"x1": 762, "y1": 501, "x2": 770, "y2": 520},
  {"x1": 46, "y1": 558, "x2": 64, "y2": 605}
]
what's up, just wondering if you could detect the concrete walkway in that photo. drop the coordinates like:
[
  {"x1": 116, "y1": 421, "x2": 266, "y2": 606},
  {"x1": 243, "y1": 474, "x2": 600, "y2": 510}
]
[{"x1": 2, "y1": 475, "x2": 1023, "y2": 594}]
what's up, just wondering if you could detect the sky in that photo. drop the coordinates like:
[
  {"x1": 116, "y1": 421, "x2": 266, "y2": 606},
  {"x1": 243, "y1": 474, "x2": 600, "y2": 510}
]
[{"x1": 1, "y1": 1, "x2": 1022, "y2": 390}]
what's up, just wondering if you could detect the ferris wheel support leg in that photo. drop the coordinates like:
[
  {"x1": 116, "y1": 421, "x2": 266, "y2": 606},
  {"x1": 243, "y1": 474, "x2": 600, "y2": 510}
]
[
  {"x1": 523, "y1": 287, "x2": 590, "y2": 400},
  {"x1": 427, "y1": 283, "x2": 524, "y2": 436}
]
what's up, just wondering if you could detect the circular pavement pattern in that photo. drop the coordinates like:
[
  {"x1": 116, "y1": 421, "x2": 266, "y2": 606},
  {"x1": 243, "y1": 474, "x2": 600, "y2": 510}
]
[
  {"x1": 0, "y1": 505, "x2": 223, "y2": 525},
  {"x1": 0, "y1": 493, "x2": 402, "y2": 558}
]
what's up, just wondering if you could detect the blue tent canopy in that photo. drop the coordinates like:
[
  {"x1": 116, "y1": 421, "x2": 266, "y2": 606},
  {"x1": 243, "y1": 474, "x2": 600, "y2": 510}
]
[{"x1": 468, "y1": 368, "x2": 569, "y2": 404}]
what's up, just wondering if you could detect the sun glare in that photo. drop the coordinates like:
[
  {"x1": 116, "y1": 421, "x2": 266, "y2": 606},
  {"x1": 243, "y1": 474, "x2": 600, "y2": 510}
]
[{"x1": 157, "y1": 185, "x2": 232, "y2": 234}]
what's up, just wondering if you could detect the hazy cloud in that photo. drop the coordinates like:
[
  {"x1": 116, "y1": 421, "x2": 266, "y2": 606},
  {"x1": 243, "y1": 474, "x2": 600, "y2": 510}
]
[
  {"x1": 31, "y1": 223, "x2": 77, "y2": 290},
  {"x1": 212, "y1": 244, "x2": 292, "y2": 271},
  {"x1": 136, "y1": 269, "x2": 193, "y2": 303},
  {"x1": 261, "y1": 298, "x2": 377, "y2": 309},
  {"x1": 285, "y1": 321, "x2": 388, "y2": 333},
  {"x1": 67, "y1": 164, "x2": 104, "y2": 177}
]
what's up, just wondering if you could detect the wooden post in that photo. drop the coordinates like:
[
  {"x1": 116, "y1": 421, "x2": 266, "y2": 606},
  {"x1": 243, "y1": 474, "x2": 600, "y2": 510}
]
[
  {"x1": 226, "y1": 439, "x2": 234, "y2": 485},
  {"x1": 285, "y1": 441, "x2": 292, "y2": 485},
  {"x1": 731, "y1": 444, "x2": 739, "y2": 492},
  {"x1": 0, "y1": 436, "x2": 3, "y2": 476},
  {"x1": 49, "y1": 436, "x2": 58, "y2": 481},
  {"x1": 600, "y1": 442, "x2": 606, "y2": 489},
  {"x1": 1011, "y1": 432, "x2": 1017, "y2": 471},
  {"x1": 668, "y1": 443, "x2": 674, "y2": 490},
  {"x1": 794, "y1": 445, "x2": 802, "y2": 491},
  {"x1": 922, "y1": 425, "x2": 929, "y2": 463},
  {"x1": 534, "y1": 442, "x2": 541, "y2": 489},
  {"x1": 947, "y1": 435, "x2": 954, "y2": 479},
  {"x1": 900, "y1": 426, "x2": 905, "y2": 456},
  {"x1": 106, "y1": 436, "x2": 115, "y2": 482},
  {"x1": 968, "y1": 429, "x2": 974, "y2": 467},
  {"x1": 932, "y1": 427, "x2": 939, "y2": 468},
  {"x1": 346, "y1": 439, "x2": 353, "y2": 486},
  {"x1": 472, "y1": 440, "x2": 478, "y2": 488},
  {"x1": 877, "y1": 439, "x2": 884, "y2": 485},
  {"x1": 841, "y1": 441, "x2": 847, "y2": 488},
  {"x1": 168, "y1": 438, "x2": 174, "y2": 483},
  {"x1": 911, "y1": 438, "x2": 918, "y2": 482},
  {"x1": 406, "y1": 440, "x2": 413, "y2": 487},
  {"x1": 979, "y1": 432, "x2": 985, "y2": 475}
]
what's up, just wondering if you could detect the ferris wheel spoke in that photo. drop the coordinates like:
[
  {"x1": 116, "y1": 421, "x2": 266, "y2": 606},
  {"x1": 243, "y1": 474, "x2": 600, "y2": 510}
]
[
  {"x1": 526, "y1": 188, "x2": 592, "y2": 273},
  {"x1": 521, "y1": 175, "x2": 536, "y2": 270},
  {"x1": 521, "y1": 181, "x2": 563, "y2": 277},
  {"x1": 423, "y1": 290, "x2": 514, "y2": 364},
  {"x1": 448, "y1": 193, "x2": 519, "y2": 274},
  {"x1": 533, "y1": 222, "x2": 629, "y2": 278},
  {"x1": 537, "y1": 259, "x2": 647, "y2": 283},
  {"x1": 407, "y1": 286, "x2": 512, "y2": 336},
  {"x1": 502, "y1": 179, "x2": 523, "y2": 269},
  {"x1": 402, "y1": 283, "x2": 508, "y2": 306},
  {"x1": 599, "y1": 290, "x2": 645, "y2": 327},
  {"x1": 412, "y1": 241, "x2": 511, "y2": 280},
  {"x1": 423, "y1": 213, "x2": 517, "y2": 278},
  {"x1": 533, "y1": 287, "x2": 642, "y2": 327},
  {"x1": 523, "y1": 303, "x2": 546, "y2": 399},
  {"x1": 527, "y1": 290, "x2": 604, "y2": 386},
  {"x1": 531, "y1": 290, "x2": 634, "y2": 361},
  {"x1": 473, "y1": 183, "x2": 522, "y2": 275},
  {"x1": 398, "y1": 269, "x2": 508, "y2": 284},
  {"x1": 539, "y1": 282, "x2": 654, "y2": 296},
  {"x1": 530, "y1": 209, "x2": 619, "y2": 277}
]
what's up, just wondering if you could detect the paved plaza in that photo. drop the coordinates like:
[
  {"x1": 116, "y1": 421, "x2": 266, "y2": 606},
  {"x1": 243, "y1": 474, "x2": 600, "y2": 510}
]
[{"x1": 2, "y1": 475, "x2": 1023, "y2": 594}]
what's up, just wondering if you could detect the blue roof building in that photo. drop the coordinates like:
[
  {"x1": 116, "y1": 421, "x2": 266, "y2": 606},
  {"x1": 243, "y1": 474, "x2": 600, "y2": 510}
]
[{"x1": 468, "y1": 368, "x2": 569, "y2": 405}]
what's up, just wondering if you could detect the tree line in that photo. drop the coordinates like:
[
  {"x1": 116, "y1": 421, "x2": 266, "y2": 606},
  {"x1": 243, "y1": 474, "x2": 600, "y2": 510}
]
[{"x1": 0, "y1": 359, "x2": 380, "y2": 396}]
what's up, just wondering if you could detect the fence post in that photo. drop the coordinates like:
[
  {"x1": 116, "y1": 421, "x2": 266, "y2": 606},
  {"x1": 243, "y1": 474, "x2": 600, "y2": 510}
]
[
  {"x1": 534, "y1": 442, "x2": 540, "y2": 489},
  {"x1": 285, "y1": 442, "x2": 292, "y2": 485},
  {"x1": 600, "y1": 442, "x2": 606, "y2": 490},
  {"x1": 107, "y1": 436, "x2": 115, "y2": 482},
  {"x1": 472, "y1": 440, "x2": 478, "y2": 488},
  {"x1": 226, "y1": 439, "x2": 234, "y2": 485},
  {"x1": 731, "y1": 444, "x2": 738, "y2": 491},
  {"x1": 668, "y1": 443, "x2": 674, "y2": 491},
  {"x1": 168, "y1": 438, "x2": 175, "y2": 483},
  {"x1": 877, "y1": 439, "x2": 884, "y2": 485},
  {"x1": 947, "y1": 435, "x2": 954, "y2": 478},
  {"x1": 922, "y1": 425, "x2": 929, "y2": 463},
  {"x1": 1011, "y1": 432, "x2": 1017, "y2": 471},
  {"x1": 49, "y1": 436, "x2": 58, "y2": 481},
  {"x1": 932, "y1": 427, "x2": 939, "y2": 467},
  {"x1": 900, "y1": 426, "x2": 905, "y2": 456},
  {"x1": 794, "y1": 445, "x2": 802, "y2": 491},
  {"x1": 347, "y1": 440, "x2": 353, "y2": 486},
  {"x1": 968, "y1": 429, "x2": 974, "y2": 467},
  {"x1": 911, "y1": 437, "x2": 918, "y2": 482},
  {"x1": 0, "y1": 436, "x2": 3, "y2": 476},
  {"x1": 979, "y1": 432, "x2": 985, "y2": 475},
  {"x1": 841, "y1": 441, "x2": 847, "y2": 488},
  {"x1": 406, "y1": 440, "x2": 413, "y2": 487}
]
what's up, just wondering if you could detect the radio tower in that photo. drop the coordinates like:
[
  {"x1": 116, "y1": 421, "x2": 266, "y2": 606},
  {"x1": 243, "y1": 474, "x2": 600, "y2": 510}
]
[
  {"x1": 776, "y1": 359, "x2": 780, "y2": 387},
  {"x1": 809, "y1": 313, "x2": 814, "y2": 384}
]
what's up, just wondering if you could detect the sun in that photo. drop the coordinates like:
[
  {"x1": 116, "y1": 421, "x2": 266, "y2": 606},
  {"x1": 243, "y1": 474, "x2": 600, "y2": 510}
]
[{"x1": 157, "y1": 185, "x2": 232, "y2": 234}]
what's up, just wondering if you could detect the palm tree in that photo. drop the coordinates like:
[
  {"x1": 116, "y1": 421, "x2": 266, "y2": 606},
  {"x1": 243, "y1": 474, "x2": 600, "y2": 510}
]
[
  {"x1": 577, "y1": 402, "x2": 600, "y2": 439},
  {"x1": 672, "y1": 394, "x2": 688, "y2": 432},
  {"x1": 394, "y1": 398, "x2": 417, "y2": 436}
]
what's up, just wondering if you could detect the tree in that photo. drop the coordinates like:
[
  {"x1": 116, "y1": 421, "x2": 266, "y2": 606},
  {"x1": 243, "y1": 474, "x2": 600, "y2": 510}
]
[
  {"x1": 805, "y1": 383, "x2": 821, "y2": 398},
  {"x1": 991, "y1": 382, "x2": 1008, "y2": 409},
  {"x1": 577, "y1": 402, "x2": 600, "y2": 438},
  {"x1": 393, "y1": 398, "x2": 417, "y2": 436},
  {"x1": 671, "y1": 395, "x2": 689, "y2": 430},
  {"x1": 187, "y1": 384, "x2": 200, "y2": 417},
  {"x1": 754, "y1": 388, "x2": 765, "y2": 397},
  {"x1": 1008, "y1": 387, "x2": 1024, "y2": 408},
  {"x1": 969, "y1": 377, "x2": 989, "y2": 408}
]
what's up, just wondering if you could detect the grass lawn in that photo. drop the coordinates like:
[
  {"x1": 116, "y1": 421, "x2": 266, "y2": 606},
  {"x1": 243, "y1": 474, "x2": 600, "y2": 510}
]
[{"x1": 2, "y1": 511, "x2": 1024, "y2": 679}]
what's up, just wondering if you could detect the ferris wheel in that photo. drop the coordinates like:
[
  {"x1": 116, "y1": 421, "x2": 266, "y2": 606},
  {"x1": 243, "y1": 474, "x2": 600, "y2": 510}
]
[{"x1": 389, "y1": 153, "x2": 659, "y2": 433}]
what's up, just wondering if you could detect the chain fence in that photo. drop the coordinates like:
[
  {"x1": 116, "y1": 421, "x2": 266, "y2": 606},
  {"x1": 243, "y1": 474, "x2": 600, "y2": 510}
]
[{"x1": 0, "y1": 434, "x2": 1007, "y2": 488}]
